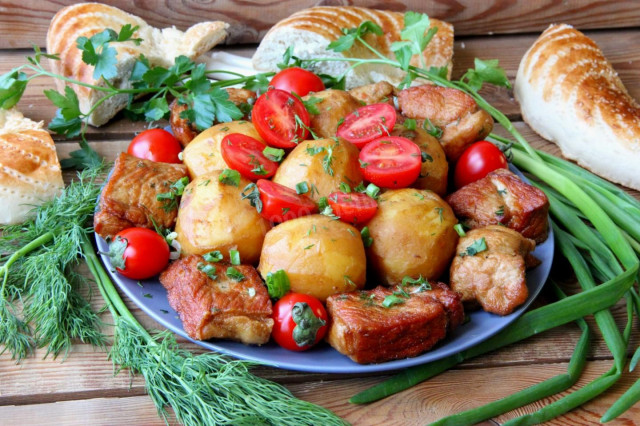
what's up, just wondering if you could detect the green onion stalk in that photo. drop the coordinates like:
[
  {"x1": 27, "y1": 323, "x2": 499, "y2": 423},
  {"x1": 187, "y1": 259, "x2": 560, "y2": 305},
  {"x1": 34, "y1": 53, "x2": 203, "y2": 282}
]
[{"x1": 306, "y1": 18, "x2": 640, "y2": 423}]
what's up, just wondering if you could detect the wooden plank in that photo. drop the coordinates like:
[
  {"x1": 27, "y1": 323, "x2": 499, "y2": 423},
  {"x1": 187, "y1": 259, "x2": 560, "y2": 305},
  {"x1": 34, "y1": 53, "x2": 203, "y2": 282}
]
[
  {"x1": 2, "y1": 360, "x2": 639, "y2": 425},
  {"x1": 2, "y1": 0, "x2": 640, "y2": 49}
]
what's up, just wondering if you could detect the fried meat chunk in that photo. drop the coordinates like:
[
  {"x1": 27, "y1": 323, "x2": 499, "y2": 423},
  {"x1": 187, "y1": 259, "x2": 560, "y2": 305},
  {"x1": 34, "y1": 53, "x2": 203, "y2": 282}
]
[
  {"x1": 94, "y1": 153, "x2": 188, "y2": 239},
  {"x1": 159, "y1": 255, "x2": 273, "y2": 345},
  {"x1": 325, "y1": 282, "x2": 463, "y2": 364},
  {"x1": 450, "y1": 225, "x2": 538, "y2": 315},
  {"x1": 397, "y1": 84, "x2": 493, "y2": 161},
  {"x1": 170, "y1": 88, "x2": 256, "y2": 146},
  {"x1": 446, "y1": 168, "x2": 550, "y2": 243},
  {"x1": 303, "y1": 89, "x2": 362, "y2": 138},
  {"x1": 348, "y1": 81, "x2": 395, "y2": 105}
]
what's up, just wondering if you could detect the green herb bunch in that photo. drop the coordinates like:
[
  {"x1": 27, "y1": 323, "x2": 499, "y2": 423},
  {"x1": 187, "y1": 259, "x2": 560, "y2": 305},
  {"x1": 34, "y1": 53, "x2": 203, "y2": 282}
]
[{"x1": 304, "y1": 11, "x2": 640, "y2": 423}]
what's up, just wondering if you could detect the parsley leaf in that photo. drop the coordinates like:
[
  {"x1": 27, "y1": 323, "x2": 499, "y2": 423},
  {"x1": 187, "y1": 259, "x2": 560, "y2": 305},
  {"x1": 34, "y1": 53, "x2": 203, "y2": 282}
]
[
  {"x1": 60, "y1": 139, "x2": 103, "y2": 170},
  {"x1": 303, "y1": 96, "x2": 323, "y2": 115},
  {"x1": 0, "y1": 70, "x2": 28, "y2": 109},
  {"x1": 241, "y1": 183, "x2": 263, "y2": 213},
  {"x1": 219, "y1": 169, "x2": 241, "y2": 186},
  {"x1": 327, "y1": 21, "x2": 383, "y2": 52},
  {"x1": 263, "y1": 147, "x2": 285, "y2": 162},
  {"x1": 462, "y1": 58, "x2": 511, "y2": 92},
  {"x1": 265, "y1": 270, "x2": 291, "y2": 299},
  {"x1": 382, "y1": 294, "x2": 406, "y2": 308},
  {"x1": 460, "y1": 237, "x2": 488, "y2": 257}
]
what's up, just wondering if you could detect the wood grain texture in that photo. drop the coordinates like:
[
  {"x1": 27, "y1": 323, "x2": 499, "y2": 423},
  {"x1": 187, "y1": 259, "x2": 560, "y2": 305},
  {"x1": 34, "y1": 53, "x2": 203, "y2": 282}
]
[{"x1": 2, "y1": 0, "x2": 640, "y2": 48}]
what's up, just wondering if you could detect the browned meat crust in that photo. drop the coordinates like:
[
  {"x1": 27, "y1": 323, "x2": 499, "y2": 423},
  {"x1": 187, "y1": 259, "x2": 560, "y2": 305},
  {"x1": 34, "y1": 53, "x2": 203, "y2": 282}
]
[
  {"x1": 325, "y1": 282, "x2": 463, "y2": 364},
  {"x1": 397, "y1": 84, "x2": 493, "y2": 161},
  {"x1": 348, "y1": 81, "x2": 395, "y2": 105},
  {"x1": 170, "y1": 88, "x2": 256, "y2": 146},
  {"x1": 446, "y1": 168, "x2": 550, "y2": 243},
  {"x1": 450, "y1": 225, "x2": 537, "y2": 315},
  {"x1": 303, "y1": 89, "x2": 362, "y2": 138},
  {"x1": 159, "y1": 255, "x2": 273, "y2": 345},
  {"x1": 94, "y1": 153, "x2": 188, "y2": 238}
]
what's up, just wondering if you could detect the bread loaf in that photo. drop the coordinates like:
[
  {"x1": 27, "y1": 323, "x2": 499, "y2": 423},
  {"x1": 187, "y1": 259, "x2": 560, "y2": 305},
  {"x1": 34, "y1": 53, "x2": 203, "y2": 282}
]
[
  {"x1": 515, "y1": 24, "x2": 640, "y2": 191},
  {"x1": 0, "y1": 108, "x2": 64, "y2": 225},
  {"x1": 252, "y1": 6, "x2": 453, "y2": 89},
  {"x1": 46, "y1": 3, "x2": 228, "y2": 127}
]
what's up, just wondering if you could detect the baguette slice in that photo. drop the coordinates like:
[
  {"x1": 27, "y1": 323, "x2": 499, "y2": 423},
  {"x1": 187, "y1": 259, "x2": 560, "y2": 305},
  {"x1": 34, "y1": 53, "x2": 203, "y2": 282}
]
[
  {"x1": 0, "y1": 108, "x2": 64, "y2": 225},
  {"x1": 252, "y1": 6, "x2": 453, "y2": 89},
  {"x1": 46, "y1": 3, "x2": 228, "y2": 126},
  {"x1": 515, "y1": 24, "x2": 640, "y2": 191}
]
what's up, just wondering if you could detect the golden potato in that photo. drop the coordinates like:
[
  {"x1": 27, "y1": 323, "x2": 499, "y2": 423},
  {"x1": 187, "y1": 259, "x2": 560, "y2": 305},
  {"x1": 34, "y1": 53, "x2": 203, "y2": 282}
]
[
  {"x1": 367, "y1": 188, "x2": 458, "y2": 285},
  {"x1": 258, "y1": 215, "x2": 366, "y2": 301},
  {"x1": 273, "y1": 138, "x2": 362, "y2": 200},
  {"x1": 175, "y1": 171, "x2": 271, "y2": 264},
  {"x1": 182, "y1": 121, "x2": 265, "y2": 178},
  {"x1": 303, "y1": 89, "x2": 362, "y2": 138},
  {"x1": 392, "y1": 127, "x2": 449, "y2": 196}
]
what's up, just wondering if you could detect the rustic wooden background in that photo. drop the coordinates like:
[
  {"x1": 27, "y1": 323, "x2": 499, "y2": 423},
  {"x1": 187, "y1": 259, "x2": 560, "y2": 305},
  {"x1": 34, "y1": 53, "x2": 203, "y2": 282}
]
[{"x1": 2, "y1": 1, "x2": 640, "y2": 424}]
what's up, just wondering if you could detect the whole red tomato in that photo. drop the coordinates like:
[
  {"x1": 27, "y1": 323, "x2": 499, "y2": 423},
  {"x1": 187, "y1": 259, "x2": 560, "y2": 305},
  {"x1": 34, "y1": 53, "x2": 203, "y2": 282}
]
[
  {"x1": 272, "y1": 293, "x2": 328, "y2": 351},
  {"x1": 454, "y1": 141, "x2": 509, "y2": 189},
  {"x1": 108, "y1": 228, "x2": 170, "y2": 280},
  {"x1": 269, "y1": 67, "x2": 325, "y2": 97},
  {"x1": 127, "y1": 128, "x2": 182, "y2": 163}
]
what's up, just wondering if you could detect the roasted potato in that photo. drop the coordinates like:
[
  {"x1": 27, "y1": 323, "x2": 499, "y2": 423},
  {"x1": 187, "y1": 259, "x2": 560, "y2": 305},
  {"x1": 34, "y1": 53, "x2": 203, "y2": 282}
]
[
  {"x1": 367, "y1": 188, "x2": 458, "y2": 284},
  {"x1": 175, "y1": 171, "x2": 271, "y2": 264},
  {"x1": 303, "y1": 89, "x2": 362, "y2": 138},
  {"x1": 392, "y1": 126, "x2": 448, "y2": 196},
  {"x1": 273, "y1": 138, "x2": 362, "y2": 200},
  {"x1": 182, "y1": 121, "x2": 265, "y2": 178},
  {"x1": 258, "y1": 215, "x2": 366, "y2": 301}
]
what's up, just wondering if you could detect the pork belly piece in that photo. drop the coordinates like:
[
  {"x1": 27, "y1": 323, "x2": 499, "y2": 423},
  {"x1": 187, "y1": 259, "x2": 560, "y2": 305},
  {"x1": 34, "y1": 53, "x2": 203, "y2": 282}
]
[
  {"x1": 170, "y1": 88, "x2": 256, "y2": 146},
  {"x1": 325, "y1": 282, "x2": 463, "y2": 364},
  {"x1": 446, "y1": 168, "x2": 550, "y2": 243},
  {"x1": 303, "y1": 89, "x2": 362, "y2": 138},
  {"x1": 397, "y1": 84, "x2": 493, "y2": 161},
  {"x1": 348, "y1": 81, "x2": 395, "y2": 105},
  {"x1": 450, "y1": 225, "x2": 538, "y2": 316},
  {"x1": 94, "y1": 153, "x2": 188, "y2": 239},
  {"x1": 159, "y1": 255, "x2": 273, "y2": 345}
]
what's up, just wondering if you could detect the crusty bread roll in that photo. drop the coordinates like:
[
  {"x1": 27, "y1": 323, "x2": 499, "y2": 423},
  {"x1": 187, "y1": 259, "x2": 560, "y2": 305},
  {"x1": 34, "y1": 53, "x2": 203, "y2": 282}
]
[
  {"x1": 46, "y1": 3, "x2": 228, "y2": 126},
  {"x1": 515, "y1": 24, "x2": 640, "y2": 191},
  {"x1": 252, "y1": 6, "x2": 453, "y2": 89},
  {"x1": 0, "y1": 108, "x2": 64, "y2": 225}
]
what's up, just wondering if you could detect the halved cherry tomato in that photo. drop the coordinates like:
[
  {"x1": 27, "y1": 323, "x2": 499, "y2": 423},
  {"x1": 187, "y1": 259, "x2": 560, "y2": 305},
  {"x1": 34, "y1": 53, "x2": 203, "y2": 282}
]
[
  {"x1": 220, "y1": 133, "x2": 278, "y2": 180},
  {"x1": 336, "y1": 103, "x2": 397, "y2": 149},
  {"x1": 127, "y1": 128, "x2": 182, "y2": 163},
  {"x1": 269, "y1": 67, "x2": 325, "y2": 97},
  {"x1": 359, "y1": 136, "x2": 422, "y2": 188},
  {"x1": 107, "y1": 228, "x2": 170, "y2": 280},
  {"x1": 272, "y1": 292, "x2": 328, "y2": 351},
  {"x1": 256, "y1": 179, "x2": 318, "y2": 223},
  {"x1": 327, "y1": 191, "x2": 377, "y2": 225},
  {"x1": 454, "y1": 140, "x2": 509, "y2": 189},
  {"x1": 252, "y1": 89, "x2": 310, "y2": 148}
]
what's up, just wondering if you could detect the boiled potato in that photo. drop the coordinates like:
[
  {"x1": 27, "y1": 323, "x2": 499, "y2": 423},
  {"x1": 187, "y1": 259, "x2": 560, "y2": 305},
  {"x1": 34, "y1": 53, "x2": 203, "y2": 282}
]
[
  {"x1": 273, "y1": 138, "x2": 362, "y2": 200},
  {"x1": 258, "y1": 215, "x2": 366, "y2": 301},
  {"x1": 303, "y1": 89, "x2": 362, "y2": 138},
  {"x1": 392, "y1": 127, "x2": 448, "y2": 196},
  {"x1": 175, "y1": 171, "x2": 271, "y2": 264},
  {"x1": 367, "y1": 188, "x2": 458, "y2": 284},
  {"x1": 182, "y1": 121, "x2": 265, "y2": 178}
]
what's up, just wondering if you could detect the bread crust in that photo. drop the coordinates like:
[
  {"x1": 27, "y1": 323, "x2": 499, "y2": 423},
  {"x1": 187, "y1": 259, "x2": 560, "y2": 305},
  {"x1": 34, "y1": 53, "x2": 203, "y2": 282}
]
[
  {"x1": 0, "y1": 108, "x2": 63, "y2": 225},
  {"x1": 46, "y1": 3, "x2": 228, "y2": 127},
  {"x1": 253, "y1": 6, "x2": 453, "y2": 89},
  {"x1": 515, "y1": 24, "x2": 640, "y2": 190}
]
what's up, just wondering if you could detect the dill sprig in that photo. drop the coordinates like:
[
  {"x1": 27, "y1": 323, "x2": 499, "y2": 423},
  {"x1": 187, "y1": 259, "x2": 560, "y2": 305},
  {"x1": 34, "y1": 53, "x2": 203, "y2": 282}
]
[
  {"x1": 82, "y1": 235, "x2": 346, "y2": 426},
  {"x1": 0, "y1": 165, "x2": 108, "y2": 359}
]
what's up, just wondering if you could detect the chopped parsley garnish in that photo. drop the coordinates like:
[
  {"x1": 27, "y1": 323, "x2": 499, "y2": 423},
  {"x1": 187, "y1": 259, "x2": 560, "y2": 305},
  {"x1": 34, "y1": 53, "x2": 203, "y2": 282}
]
[
  {"x1": 263, "y1": 146, "x2": 285, "y2": 162},
  {"x1": 229, "y1": 249, "x2": 241, "y2": 265},
  {"x1": 226, "y1": 266, "x2": 245, "y2": 281},
  {"x1": 339, "y1": 182, "x2": 352, "y2": 193},
  {"x1": 265, "y1": 269, "x2": 290, "y2": 299},
  {"x1": 219, "y1": 168, "x2": 241, "y2": 186},
  {"x1": 496, "y1": 206, "x2": 505, "y2": 216},
  {"x1": 382, "y1": 294, "x2": 406, "y2": 308},
  {"x1": 454, "y1": 223, "x2": 467, "y2": 237},
  {"x1": 156, "y1": 176, "x2": 190, "y2": 212},
  {"x1": 295, "y1": 181, "x2": 309, "y2": 194},
  {"x1": 435, "y1": 207, "x2": 444, "y2": 223},
  {"x1": 421, "y1": 151, "x2": 433, "y2": 162},
  {"x1": 304, "y1": 244, "x2": 315, "y2": 250},
  {"x1": 203, "y1": 250, "x2": 223, "y2": 262},
  {"x1": 361, "y1": 226, "x2": 373, "y2": 248},
  {"x1": 402, "y1": 275, "x2": 431, "y2": 292},
  {"x1": 364, "y1": 183, "x2": 380, "y2": 199},
  {"x1": 302, "y1": 96, "x2": 323, "y2": 115},
  {"x1": 241, "y1": 183, "x2": 262, "y2": 213},
  {"x1": 403, "y1": 118, "x2": 417, "y2": 130},
  {"x1": 197, "y1": 262, "x2": 217, "y2": 280},
  {"x1": 422, "y1": 117, "x2": 443, "y2": 138},
  {"x1": 460, "y1": 237, "x2": 488, "y2": 257}
]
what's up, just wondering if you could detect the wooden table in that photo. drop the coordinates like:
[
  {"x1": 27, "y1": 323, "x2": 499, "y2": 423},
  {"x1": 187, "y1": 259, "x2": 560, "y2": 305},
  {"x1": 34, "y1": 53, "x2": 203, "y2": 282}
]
[{"x1": 2, "y1": 1, "x2": 640, "y2": 424}]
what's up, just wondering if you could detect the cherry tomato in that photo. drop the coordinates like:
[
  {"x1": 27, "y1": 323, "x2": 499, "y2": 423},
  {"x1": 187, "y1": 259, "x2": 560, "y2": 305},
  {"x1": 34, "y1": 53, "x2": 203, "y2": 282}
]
[
  {"x1": 272, "y1": 292, "x2": 328, "y2": 351},
  {"x1": 359, "y1": 136, "x2": 422, "y2": 188},
  {"x1": 454, "y1": 141, "x2": 509, "y2": 189},
  {"x1": 336, "y1": 103, "x2": 397, "y2": 149},
  {"x1": 256, "y1": 179, "x2": 318, "y2": 223},
  {"x1": 327, "y1": 191, "x2": 377, "y2": 225},
  {"x1": 269, "y1": 67, "x2": 325, "y2": 97},
  {"x1": 220, "y1": 133, "x2": 278, "y2": 180},
  {"x1": 108, "y1": 228, "x2": 170, "y2": 280},
  {"x1": 127, "y1": 128, "x2": 182, "y2": 163},
  {"x1": 252, "y1": 89, "x2": 310, "y2": 149}
]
